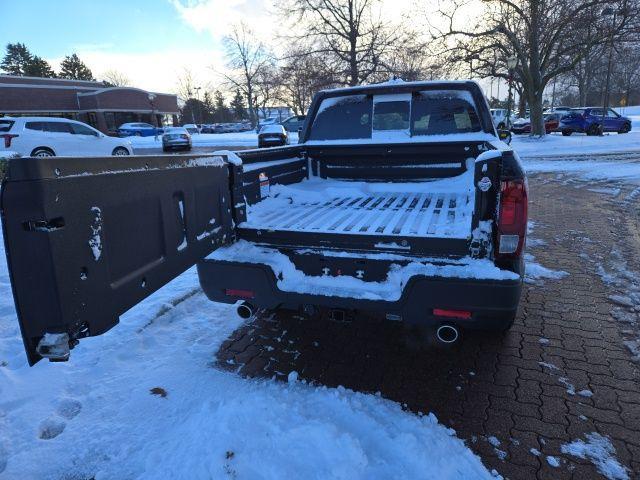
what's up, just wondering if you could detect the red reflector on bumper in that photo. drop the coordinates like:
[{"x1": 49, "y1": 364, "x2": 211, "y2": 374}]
[
  {"x1": 225, "y1": 288, "x2": 255, "y2": 299},
  {"x1": 433, "y1": 308, "x2": 472, "y2": 320}
]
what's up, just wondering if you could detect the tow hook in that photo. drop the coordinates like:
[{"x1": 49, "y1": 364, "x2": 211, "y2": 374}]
[{"x1": 36, "y1": 332, "x2": 71, "y2": 361}]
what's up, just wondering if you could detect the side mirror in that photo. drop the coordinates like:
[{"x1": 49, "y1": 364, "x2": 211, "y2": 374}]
[{"x1": 498, "y1": 129, "x2": 512, "y2": 144}]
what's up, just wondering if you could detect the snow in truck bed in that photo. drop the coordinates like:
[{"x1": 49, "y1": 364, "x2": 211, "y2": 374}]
[{"x1": 240, "y1": 165, "x2": 475, "y2": 239}]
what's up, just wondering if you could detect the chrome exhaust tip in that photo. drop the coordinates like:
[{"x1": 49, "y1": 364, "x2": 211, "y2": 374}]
[
  {"x1": 237, "y1": 302, "x2": 254, "y2": 319},
  {"x1": 436, "y1": 324, "x2": 459, "y2": 344}
]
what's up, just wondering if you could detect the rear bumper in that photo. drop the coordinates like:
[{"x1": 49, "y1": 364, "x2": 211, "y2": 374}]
[{"x1": 197, "y1": 258, "x2": 523, "y2": 330}]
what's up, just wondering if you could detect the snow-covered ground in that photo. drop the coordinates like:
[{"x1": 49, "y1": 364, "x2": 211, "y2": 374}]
[
  {"x1": 511, "y1": 131, "x2": 640, "y2": 158},
  {"x1": 0, "y1": 220, "x2": 498, "y2": 479}
]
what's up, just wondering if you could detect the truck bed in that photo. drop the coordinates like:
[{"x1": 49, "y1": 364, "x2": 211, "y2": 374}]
[{"x1": 240, "y1": 171, "x2": 474, "y2": 240}]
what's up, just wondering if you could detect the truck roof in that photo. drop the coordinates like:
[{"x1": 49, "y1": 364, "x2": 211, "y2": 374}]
[{"x1": 317, "y1": 79, "x2": 482, "y2": 97}]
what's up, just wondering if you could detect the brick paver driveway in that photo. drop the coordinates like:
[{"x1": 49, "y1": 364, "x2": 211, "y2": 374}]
[{"x1": 216, "y1": 162, "x2": 640, "y2": 479}]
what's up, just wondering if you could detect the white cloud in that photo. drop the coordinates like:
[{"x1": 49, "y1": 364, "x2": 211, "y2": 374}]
[
  {"x1": 170, "y1": 0, "x2": 275, "y2": 40},
  {"x1": 49, "y1": 49, "x2": 226, "y2": 94}
]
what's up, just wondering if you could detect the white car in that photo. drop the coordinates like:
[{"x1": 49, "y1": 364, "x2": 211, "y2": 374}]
[
  {"x1": 490, "y1": 109, "x2": 517, "y2": 129},
  {"x1": 0, "y1": 117, "x2": 133, "y2": 157},
  {"x1": 182, "y1": 124, "x2": 200, "y2": 135}
]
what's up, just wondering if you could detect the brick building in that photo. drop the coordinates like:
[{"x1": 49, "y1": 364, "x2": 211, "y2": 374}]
[{"x1": 0, "y1": 75, "x2": 179, "y2": 134}]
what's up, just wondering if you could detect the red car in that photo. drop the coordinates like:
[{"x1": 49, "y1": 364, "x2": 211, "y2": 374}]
[{"x1": 511, "y1": 113, "x2": 562, "y2": 134}]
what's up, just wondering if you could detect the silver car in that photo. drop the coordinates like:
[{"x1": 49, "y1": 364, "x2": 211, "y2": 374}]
[{"x1": 162, "y1": 127, "x2": 192, "y2": 152}]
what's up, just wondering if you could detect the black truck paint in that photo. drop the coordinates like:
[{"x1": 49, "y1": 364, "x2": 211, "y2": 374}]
[{"x1": 1, "y1": 81, "x2": 527, "y2": 364}]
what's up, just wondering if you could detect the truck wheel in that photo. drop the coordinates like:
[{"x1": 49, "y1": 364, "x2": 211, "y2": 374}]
[{"x1": 561, "y1": 129, "x2": 572, "y2": 136}]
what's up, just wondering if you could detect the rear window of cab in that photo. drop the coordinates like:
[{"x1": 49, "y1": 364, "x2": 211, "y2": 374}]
[{"x1": 308, "y1": 90, "x2": 482, "y2": 141}]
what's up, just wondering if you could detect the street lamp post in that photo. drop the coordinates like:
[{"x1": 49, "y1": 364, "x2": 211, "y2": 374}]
[
  {"x1": 506, "y1": 56, "x2": 518, "y2": 130},
  {"x1": 600, "y1": 7, "x2": 616, "y2": 136},
  {"x1": 194, "y1": 86, "x2": 202, "y2": 125}
]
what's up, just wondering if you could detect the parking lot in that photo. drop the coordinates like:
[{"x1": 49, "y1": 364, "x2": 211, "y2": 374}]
[{"x1": 216, "y1": 164, "x2": 640, "y2": 479}]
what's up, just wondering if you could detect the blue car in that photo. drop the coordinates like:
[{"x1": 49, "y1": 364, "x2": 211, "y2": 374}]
[
  {"x1": 117, "y1": 122, "x2": 164, "y2": 137},
  {"x1": 559, "y1": 108, "x2": 631, "y2": 136}
]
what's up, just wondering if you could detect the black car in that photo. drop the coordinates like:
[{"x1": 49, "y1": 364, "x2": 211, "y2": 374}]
[
  {"x1": 258, "y1": 124, "x2": 289, "y2": 148},
  {"x1": 280, "y1": 115, "x2": 306, "y2": 132}
]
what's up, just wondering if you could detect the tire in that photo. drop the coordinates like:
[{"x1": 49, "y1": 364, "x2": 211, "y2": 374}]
[
  {"x1": 31, "y1": 147, "x2": 55, "y2": 157},
  {"x1": 561, "y1": 129, "x2": 572, "y2": 136},
  {"x1": 619, "y1": 123, "x2": 631, "y2": 134},
  {"x1": 112, "y1": 147, "x2": 130, "y2": 156},
  {"x1": 587, "y1": 124, "x2": 600, "y2": 136}
]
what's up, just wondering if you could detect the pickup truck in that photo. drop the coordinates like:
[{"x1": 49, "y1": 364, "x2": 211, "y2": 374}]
[{"x1": 1, "y1": 80, "x2": 528, "y2": 365}]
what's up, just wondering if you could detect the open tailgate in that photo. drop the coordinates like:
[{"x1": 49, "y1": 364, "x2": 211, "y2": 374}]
[{"x1": 1, "y1": 154, "x2": 234, "y2": 365}]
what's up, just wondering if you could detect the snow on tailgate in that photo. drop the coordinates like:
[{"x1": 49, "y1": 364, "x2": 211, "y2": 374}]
[
  {"x1": 241, "y1": 165, "x2": 476, "y2": 239},
  {"x1": 208, "y1": 240, "x2": 519, "y2": 301}
]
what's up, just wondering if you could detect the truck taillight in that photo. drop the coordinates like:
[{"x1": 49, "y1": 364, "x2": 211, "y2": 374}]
[
  {"x1": 1, "y1": 134, "x2": 18, "y2": 148},
  {"x1": 497, "y1": 179, "x2": 528, "y2": 256}
]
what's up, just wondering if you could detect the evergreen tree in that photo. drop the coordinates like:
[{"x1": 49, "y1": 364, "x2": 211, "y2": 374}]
[
  {"x1": 24, "y1": 55, "x2": 56, "y2": 78},
  {"x1": 59, "y1": 53, "x2": 94, "y2": 80},
  {"x1": 230, "y1": 89, "x2": 246, "y2": 121},
  {"x1": 213, "y1": 90, "x2": 232, "y2": 122},
  {"x1": 1, "y1": 43, "x2": 33, "y2": 75}
]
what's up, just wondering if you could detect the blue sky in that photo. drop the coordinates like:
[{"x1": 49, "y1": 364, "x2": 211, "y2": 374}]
[
  {"x1": 2, "y1": 0, "x2": 212, "y2": 58},
  {"x1": 1, "y1": 0, "x2": 263, "y2": 93}
]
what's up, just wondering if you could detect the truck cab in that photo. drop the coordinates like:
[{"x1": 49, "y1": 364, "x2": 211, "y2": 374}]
[{"x1": 1, "y1": 80, "x2": 527, "y2": 365}]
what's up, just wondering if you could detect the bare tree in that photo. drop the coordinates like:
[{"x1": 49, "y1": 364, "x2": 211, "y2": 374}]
[
  {"x1": 279, "y1": 0, "x2": 400, "y2": 86},
  {"x1": 175, "y1": 68, "x2": 197, "y2": 102},
  {"x1": 432, "y1": 0, "x2": 640, "y2": 136},
  {"x1": 278, "y1": 46, "x2": 337, "y2": 114},
  {"x1": 102, "y1": 69, "x2": 131, "y2": 87},
  {"x1": 223, "y1": 22, "x2": 273, "y2": 126}
]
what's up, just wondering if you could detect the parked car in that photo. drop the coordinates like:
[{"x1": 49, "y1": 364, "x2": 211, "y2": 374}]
[
  {"x1": 559, "y1": 107, "x2": 632, "y2": 136},
  {"x1": 182, "y1": 124, "x2": 200, "y2": 135},
  {"x1": 256, "y1": 117, "x2": 279, "y2": 131},
  {"x1": 1, "y1": 80, "x2": 528, "y2": 365},
  {"x1": 258, "y1": 124, "x2": 289, "y2": 148},
  {"x1": 162, "y1": 127, "x2": 192, "y2": 152},
  {"x1": 280, "y1": 115, "x2": 306, "y2": 132},
  {"x1": 117, "y1": 122, "x2": 163, "y2": 137},
  {"x1": 0, "y1": 117, "x2": 133, "y2": 157},
  {"x1": 510, "y1": 113, "x2": 563, "y2": 134},
  {"x1": 200, "y1": 124, "x2": 215, "y2": 133}
]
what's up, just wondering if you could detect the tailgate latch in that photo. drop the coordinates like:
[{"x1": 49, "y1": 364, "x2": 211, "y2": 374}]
[{"x1": 36, "y1": 333, "x2": 71, "y2": 362}]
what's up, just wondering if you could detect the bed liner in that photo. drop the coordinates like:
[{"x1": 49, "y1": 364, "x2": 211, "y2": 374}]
[{"x1": 239, "y1": 170, "x2": 475, "y2": 241}]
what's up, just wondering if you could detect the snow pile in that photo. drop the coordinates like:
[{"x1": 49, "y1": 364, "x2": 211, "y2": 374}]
[
  {"x1": 524, "y1": 253, "x2": 569, "y2": 284},
  {"x1": 208, "y1": 240, "x2": 519, "y2": 301},
  {"x1": 0, "y1": 221, "x2": 498, "y2": 479},
  {"x1": 561, "y1": 433, "x2": 629, "y2": 480},
  {"x1": 524, "y1": 222, "x2": 569, "y2": 285},
  {"x1": 594, "y1": 248, "x2": 640, "y2": 361}
]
